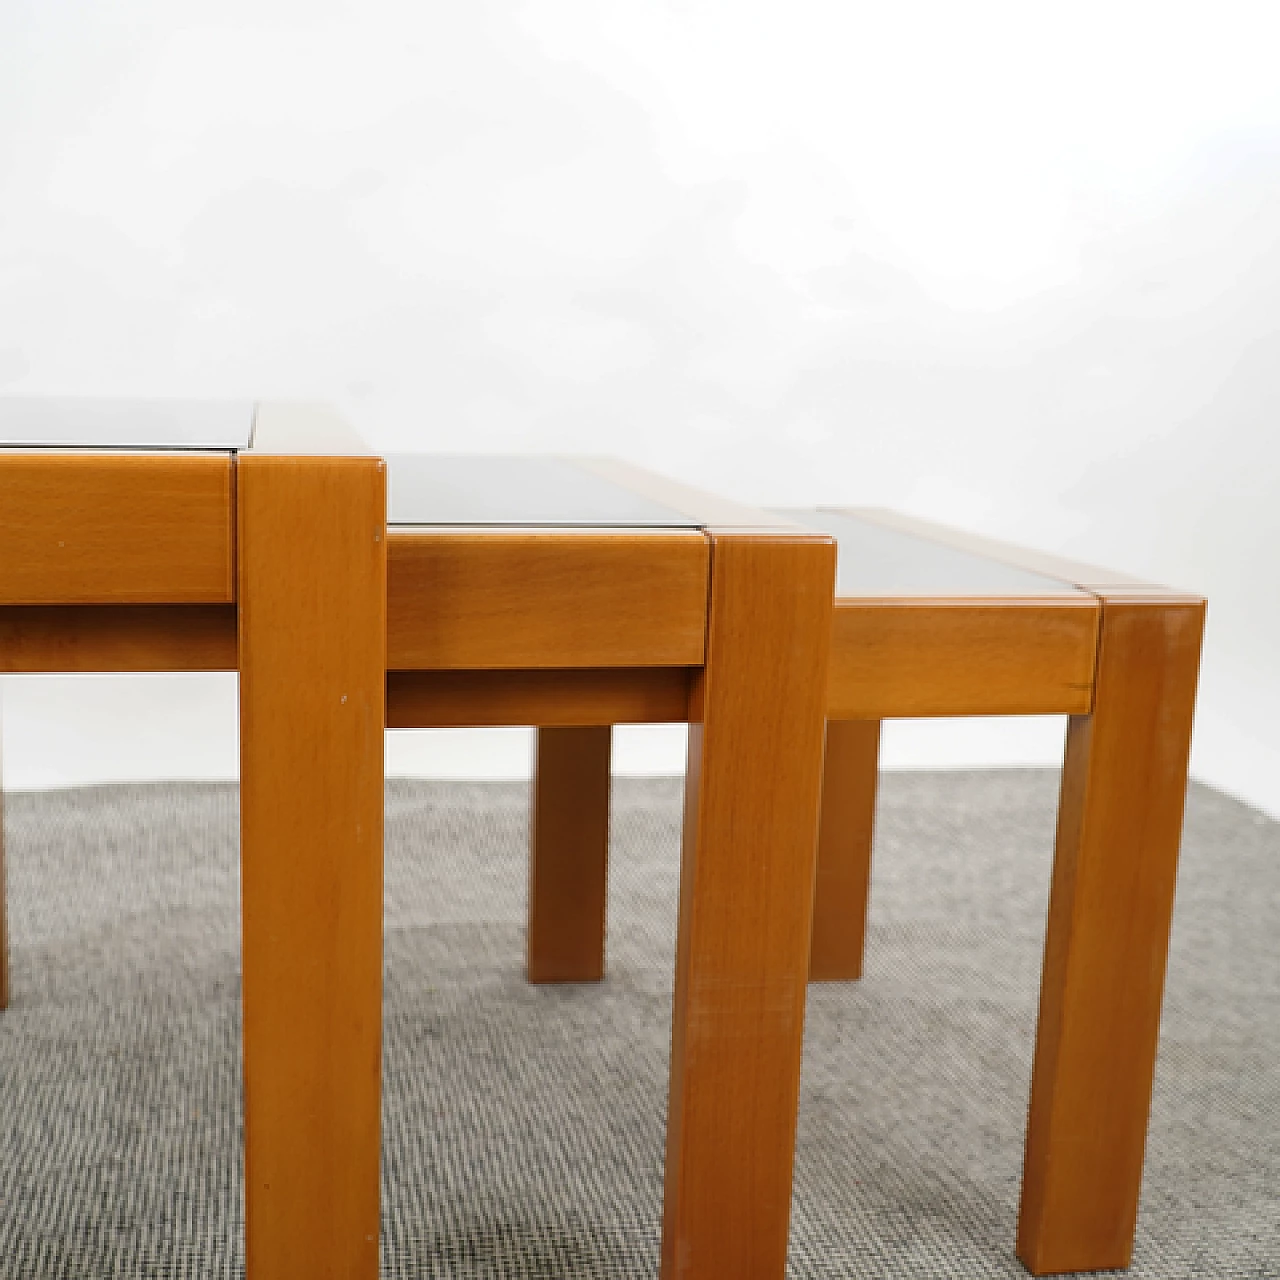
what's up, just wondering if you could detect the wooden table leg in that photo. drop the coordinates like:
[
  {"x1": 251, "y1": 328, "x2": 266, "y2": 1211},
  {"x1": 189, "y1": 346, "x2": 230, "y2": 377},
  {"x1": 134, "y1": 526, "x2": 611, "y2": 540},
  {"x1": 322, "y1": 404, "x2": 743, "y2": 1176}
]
[
  {"x1": 1017, "y1": 592, "x2": 1205, "y2": 1275},
  {"x1": 528, "y1": 725, "x2": 612, "y2": 983},
  {"x1": 809, "y1": 719, "x2": 881, "y2": 982},
  {"x1": 238, "y1": 455, "x2": 386, "y2": 1280},
  {"x1": 661, "y1": 531, "x2": 834, "y2": 1280}
]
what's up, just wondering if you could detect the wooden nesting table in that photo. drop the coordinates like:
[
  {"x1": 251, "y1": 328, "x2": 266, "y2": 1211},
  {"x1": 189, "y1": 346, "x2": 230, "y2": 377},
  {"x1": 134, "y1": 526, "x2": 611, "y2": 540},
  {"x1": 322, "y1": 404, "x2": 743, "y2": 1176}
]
[
  {"x1": 382, "y1": 456, "x2": 836, "y2": 1280},
  {"x1": 527, "y1": 504, "x2": 1205, "y2": 1277},
  {"x1": 2, "y1": 444, "x2": 837, "y2": 1280},
  {"x1": 805, "y1": 507, "x2": 1205, "y2": 1274},
  {"x1": 3, "y1": 427, "x2": 1202, "y2": 1278},
  {"x1": 0, "y1": 400, "x2": 387, "y2": 1280}
]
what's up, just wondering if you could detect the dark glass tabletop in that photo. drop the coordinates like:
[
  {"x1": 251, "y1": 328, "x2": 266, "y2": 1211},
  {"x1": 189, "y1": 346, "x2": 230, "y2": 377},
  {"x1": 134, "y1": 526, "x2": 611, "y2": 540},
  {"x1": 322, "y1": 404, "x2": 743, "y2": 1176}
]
[
  {"x1": 0, "y1": 398, "x2": 255, "y2": 450},
  {"x1": 777, "y1": 509, "x2": 1082, "y2": 597},
  {"x1": 386, "y1": 455, "x2": 700, "y2": 528}
]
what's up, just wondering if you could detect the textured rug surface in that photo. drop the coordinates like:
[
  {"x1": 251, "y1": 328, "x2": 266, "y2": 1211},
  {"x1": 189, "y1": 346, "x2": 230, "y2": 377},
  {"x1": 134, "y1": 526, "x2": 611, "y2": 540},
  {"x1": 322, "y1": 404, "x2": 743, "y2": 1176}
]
[{"x1": 0, "y1": 774, "x2": 1276, "y2": 1278}]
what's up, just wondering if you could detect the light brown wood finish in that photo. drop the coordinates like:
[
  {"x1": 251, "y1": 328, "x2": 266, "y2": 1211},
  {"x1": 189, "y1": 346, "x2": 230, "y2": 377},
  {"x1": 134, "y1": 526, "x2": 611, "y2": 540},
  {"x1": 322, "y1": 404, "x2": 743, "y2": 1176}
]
[
  {"x1": 386, "y1": 667, "x2": 691, "y2": 729},
  {"x1": 0, "y1": 605, "x2": 237, "y2": 672},
  {"x1": 0, "y1": 452, "x2": 236, "y2": 1010},
  {"x1": 528, "y1": 726, "x2": 613, "y2": 983},
  {"x1": 827, "y1": 597, "x2": 1099, "y2": 719},
  {"x1": 809, "y1": 720, "x2": 881, "y2": 982},
  {"x1": 662, "y1": 531, "x2": 834, "y2": 1280},
  {"x1": 0, "y1": 453, "x2": 235, "y2": 604},
  {"x1": 238, "y1": 454, "x2": 386, "y2": 1280},
  {"x1": 1017, "y1": 590, "x2": 1205, "y2": 1276},
  {"x1": 388, "y1": 531, "x2": 708, "y2": 670}
]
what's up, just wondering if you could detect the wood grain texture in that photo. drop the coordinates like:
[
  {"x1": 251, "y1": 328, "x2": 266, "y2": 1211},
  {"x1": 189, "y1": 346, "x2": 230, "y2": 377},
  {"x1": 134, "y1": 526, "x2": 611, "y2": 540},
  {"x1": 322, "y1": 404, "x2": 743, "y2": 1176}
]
[
  {"x1": 827, "y1": 598, "x2": 1099, "y2": 719},
  {"x1": 0, "y1": 452, "x2": 235, "y2": 605},
  {"x1": 0, "y1": 605, "x2": 237, "y2": 672},
  {"x1": 1017, "y1": 591, "x2": 1206, "y2": 1276},
  {"x1": 388, "y1": 531, "x2": 709, "y2": 669},
  {"x1": 238, "y1": 455, "x2": 386, "y2": 1280},
  {"x1": 662, "y1": 531, "x2": 835, "y2": 1280},
  {"x1": 527, "y1": 726, "x2": 613, "y2": 983},
  {"x1": 835, "y1": 507, "x2": 1150, "y2": 589},
  {"x1": 809, "y1": 720, "x2": 881, "y2": 982},
  {"x1": 386, "y1": 667, "x2": 692, "y2": 728}
]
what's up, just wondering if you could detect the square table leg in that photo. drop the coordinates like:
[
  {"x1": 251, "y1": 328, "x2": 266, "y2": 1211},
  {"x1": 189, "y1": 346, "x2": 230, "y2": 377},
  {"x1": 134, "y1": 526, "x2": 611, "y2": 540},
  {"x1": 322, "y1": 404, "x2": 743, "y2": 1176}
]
[
  {"x1": 808, "y1": 718, "x2": 881, "y2": 982},
  {"x1": 1017, "y1": 592, "x2": 1205, "y2": 1275},
  {"x1": 661, "y1": 531, "x2": 834, "y2": 1279},
  {"x1": 237, "y1": 455, "x2": 387, "y2": 1280},
  {"x1": 528, "y1": 724, "x2": 612, "y2": 983}
]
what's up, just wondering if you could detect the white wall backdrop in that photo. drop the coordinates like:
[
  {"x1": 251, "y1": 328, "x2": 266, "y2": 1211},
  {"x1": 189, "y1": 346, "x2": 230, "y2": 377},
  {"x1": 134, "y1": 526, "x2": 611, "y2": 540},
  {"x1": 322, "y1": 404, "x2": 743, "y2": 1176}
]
[{"x1": 2, "y1": 1, "x2": 1278, "y2": 814}]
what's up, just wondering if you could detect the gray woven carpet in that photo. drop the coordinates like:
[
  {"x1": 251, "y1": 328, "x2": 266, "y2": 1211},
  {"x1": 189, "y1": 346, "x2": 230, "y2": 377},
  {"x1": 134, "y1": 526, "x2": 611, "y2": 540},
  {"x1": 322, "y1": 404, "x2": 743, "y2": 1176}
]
[{"x1": 0, "y1": 774, "x2": 1276, "y2": 1278}]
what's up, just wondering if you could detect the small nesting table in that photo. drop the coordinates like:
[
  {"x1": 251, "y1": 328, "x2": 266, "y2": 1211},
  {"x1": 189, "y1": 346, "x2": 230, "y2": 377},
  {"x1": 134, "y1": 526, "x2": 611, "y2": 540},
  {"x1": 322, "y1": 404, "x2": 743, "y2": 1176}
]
[
  {"x1": 0, "y1": 400, "x2": 387, "y2": 1280},
  {"x1": 806, "y1": 507, "x2": 1204, "y2": 1275},
  {"x1": 528, "y1": 503, "x2": 1205, "y2": 1277},
  {"x1": 382, "y1": 456, "x2": 836, "y2": 1280}
]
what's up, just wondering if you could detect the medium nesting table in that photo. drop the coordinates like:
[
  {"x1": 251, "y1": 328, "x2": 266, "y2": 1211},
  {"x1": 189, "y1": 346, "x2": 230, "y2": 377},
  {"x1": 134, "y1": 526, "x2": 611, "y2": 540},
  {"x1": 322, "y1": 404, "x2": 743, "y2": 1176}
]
[
  {"x1": 382, "y1": 456, "x2": 835, "y2": 1280},
  {"x1": 527, "y1": 504, "x2": 1205, "y2": 1277},
  {"x1": 0, "y1": 400, "x2": 386, "y2": 1280}
]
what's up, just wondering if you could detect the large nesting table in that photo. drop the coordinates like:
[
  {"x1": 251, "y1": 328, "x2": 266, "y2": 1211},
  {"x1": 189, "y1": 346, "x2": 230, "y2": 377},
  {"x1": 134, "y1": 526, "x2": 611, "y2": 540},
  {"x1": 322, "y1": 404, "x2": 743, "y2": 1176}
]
[
  {"x1": 0, "y1": 400, "x2": 387, "y2": 1280},
  {"x1": 527, "y1": 503, "x2": 1205, "y2": 1277},
  {"x1": 383, "y1": 456, "x2": 836, "y2": 1280}
]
